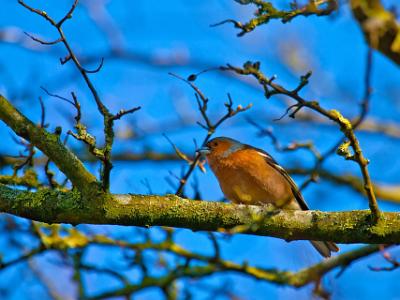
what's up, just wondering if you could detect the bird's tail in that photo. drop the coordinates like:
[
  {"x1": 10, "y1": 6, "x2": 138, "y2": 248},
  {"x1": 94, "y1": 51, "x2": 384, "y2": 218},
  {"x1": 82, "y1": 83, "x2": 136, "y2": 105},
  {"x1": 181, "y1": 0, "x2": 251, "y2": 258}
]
[{"x1": 310, "y1": 241, "x2": 339, "y2": 258}]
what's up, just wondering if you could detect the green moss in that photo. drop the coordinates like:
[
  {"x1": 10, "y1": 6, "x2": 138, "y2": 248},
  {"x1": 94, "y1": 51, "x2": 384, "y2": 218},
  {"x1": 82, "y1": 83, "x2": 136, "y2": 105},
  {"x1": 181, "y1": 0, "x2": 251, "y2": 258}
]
[
  {"x1": 0, "y1": 94, "x2": 99, "y2": 194},
  {"x1": 1, "y1": 184, "x2": 400, "y2": 244}
]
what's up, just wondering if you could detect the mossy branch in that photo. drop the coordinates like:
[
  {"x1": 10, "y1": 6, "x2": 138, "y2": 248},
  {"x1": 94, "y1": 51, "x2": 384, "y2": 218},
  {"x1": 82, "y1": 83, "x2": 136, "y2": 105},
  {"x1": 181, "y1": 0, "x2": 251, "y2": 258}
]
[
  {"x1": 0, "y1": 95, "x2": 98, "y2": 194},
  {"x1": 350, "y1": 0, "x2": 400, "y2": 66},
  {"x1": 0, "y1": 184, "x2": 399, "y2": 244},
  {"x1": 213, "y1": 0, "x2": 337, "y2": 36},
  {"x1": 18, "y1": 0, "x2": 141, "y2": 191}
]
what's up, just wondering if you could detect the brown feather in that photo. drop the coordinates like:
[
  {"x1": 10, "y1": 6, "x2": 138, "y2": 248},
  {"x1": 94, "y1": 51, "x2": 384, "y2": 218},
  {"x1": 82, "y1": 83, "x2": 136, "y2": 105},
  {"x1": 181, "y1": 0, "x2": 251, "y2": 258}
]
[{"x1": 205, "y1": 137, "x2": 339, "y2": 257}]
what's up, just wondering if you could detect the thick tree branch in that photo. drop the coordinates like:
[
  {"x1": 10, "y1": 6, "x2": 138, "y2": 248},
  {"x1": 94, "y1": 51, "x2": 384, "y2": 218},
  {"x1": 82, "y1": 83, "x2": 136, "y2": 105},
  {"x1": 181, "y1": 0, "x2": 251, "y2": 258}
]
[
  {"x1": 0, "y1": 184, "x2": 399, "y2": 244},
  {"x1": 0, "y1": 95, "x2": 98, "y2": 193},
  {"x1": 3, "y1": 150, "x2": 400, "y2": 203},
  {"x1": 350, "y1": 0, "x2": 400, "y2": 66}
]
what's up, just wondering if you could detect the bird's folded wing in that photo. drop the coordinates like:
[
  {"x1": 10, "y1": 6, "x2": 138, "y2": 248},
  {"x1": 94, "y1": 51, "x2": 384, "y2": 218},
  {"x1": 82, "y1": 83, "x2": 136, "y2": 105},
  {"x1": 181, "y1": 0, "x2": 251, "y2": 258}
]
[{"x1": 249, "y1": 145, "x2": 310, "y2": 211}]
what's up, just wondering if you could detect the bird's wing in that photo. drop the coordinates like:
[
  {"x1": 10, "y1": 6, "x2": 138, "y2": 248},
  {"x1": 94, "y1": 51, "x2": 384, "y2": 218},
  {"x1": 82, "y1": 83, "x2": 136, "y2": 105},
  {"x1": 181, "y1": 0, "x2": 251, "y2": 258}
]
[{"x1": 246, "y1": 145, "x2": 310, "y2": 211}]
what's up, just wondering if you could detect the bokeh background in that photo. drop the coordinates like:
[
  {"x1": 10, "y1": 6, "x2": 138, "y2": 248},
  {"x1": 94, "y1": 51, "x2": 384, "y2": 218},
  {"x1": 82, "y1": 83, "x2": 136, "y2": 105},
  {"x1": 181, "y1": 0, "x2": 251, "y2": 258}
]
[{"x1": 1, "y1": 1, "x2": 400, "y2": 299}]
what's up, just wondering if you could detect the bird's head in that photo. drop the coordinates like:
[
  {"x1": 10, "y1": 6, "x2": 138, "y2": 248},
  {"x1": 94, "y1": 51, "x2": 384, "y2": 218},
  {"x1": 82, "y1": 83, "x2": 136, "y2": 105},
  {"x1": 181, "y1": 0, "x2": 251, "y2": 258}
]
[{"x1": 197, "y1": 137, "x2": 244, "y2": 160}]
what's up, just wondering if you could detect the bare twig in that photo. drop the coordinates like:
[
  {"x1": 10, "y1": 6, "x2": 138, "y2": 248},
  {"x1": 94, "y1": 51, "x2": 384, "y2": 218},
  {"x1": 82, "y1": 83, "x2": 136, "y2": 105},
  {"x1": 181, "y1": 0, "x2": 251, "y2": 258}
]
[
  {"x1": 19, "y1": 0, "x2": 141, "y2": 190},
  {"x1": 369, "y1": 245, "x2": 400, "y2": 272},
  {"x1": 23, "y1": 32, "x2": 63, "y2": 45},
  {"x1": 169, "y1": 72, "x2": 251, "y2": 196},
  {"x1": 221, "y1": 58, "x2": 381, "y2": 220}
]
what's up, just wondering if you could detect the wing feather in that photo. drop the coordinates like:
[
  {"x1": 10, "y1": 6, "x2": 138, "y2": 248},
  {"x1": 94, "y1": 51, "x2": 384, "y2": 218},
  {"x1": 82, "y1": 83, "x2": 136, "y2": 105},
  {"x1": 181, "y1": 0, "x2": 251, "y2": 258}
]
[
  {"x1": 240, "y1": 144, "x2": 339, "y2": 256},
  {"x1": 245, "y1": 145, "x2": 309, "y2": 211}
]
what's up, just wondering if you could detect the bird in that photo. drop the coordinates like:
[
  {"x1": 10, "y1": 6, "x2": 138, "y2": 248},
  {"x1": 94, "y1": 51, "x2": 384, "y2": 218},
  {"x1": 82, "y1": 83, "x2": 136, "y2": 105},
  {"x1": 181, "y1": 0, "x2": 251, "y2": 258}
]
[{"x1": 198, "y1": 136, "x2": 339, "y2": 258}]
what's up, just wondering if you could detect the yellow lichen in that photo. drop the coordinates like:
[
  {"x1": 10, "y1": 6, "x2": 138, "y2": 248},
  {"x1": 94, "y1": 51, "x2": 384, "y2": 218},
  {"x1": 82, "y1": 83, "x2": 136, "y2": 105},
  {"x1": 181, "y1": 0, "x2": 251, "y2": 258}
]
[{"x1": 329, "y1": 109, "x2": 353, "y2": 131}]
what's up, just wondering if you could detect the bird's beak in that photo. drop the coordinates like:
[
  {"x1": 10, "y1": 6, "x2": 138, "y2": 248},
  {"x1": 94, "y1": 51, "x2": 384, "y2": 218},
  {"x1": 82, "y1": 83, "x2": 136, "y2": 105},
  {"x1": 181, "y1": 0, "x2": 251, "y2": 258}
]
[{"x1": 196, "y1": 146, "x2": 211, "y2": 157}]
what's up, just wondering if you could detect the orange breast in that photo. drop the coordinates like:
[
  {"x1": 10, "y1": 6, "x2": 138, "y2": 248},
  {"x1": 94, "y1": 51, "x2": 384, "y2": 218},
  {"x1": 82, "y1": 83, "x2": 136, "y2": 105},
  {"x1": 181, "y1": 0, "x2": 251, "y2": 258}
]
[{"x1": 208, "y1": 148, "x2": 294, "y2": 207}]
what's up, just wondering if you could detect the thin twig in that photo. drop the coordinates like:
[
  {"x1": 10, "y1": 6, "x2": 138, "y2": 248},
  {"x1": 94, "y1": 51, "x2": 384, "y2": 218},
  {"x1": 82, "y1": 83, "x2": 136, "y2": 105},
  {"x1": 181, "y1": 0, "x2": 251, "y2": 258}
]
[
  {"x1": 222, "y1": 56, "x2": 380, "y2": 220},
  {"x1": 19, "y1": 0, "x2": 141, "y2": 191},
  {"x1": 169, "y1": 72, "x2": 251, "y2": 196}
]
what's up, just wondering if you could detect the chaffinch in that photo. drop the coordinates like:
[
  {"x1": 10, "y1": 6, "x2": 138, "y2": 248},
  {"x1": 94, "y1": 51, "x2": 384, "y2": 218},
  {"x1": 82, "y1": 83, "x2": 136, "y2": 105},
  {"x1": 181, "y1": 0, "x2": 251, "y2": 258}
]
[{"x1": 199, "y1": 136, "x2": 339, "y2": 258}]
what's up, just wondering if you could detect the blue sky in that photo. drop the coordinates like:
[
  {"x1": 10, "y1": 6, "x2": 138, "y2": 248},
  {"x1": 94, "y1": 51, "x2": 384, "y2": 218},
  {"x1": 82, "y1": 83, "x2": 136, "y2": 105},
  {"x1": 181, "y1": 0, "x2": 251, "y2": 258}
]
[{"x1": 1, "y1": 1, "x2": 400, "y2": 299}]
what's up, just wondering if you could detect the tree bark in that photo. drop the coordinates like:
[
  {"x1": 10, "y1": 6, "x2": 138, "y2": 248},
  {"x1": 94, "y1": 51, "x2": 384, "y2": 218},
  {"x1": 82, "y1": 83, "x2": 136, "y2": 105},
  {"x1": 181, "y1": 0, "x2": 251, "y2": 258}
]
[
  {"x1": 0, "y1": 95, "x2": 98, "y2": 194},
  {"x1": 350, "y1": 0, "x2": 400, "y2": 66},
  {"x1": 1, "y1": 184, "x2": 399, "y2": 244}
]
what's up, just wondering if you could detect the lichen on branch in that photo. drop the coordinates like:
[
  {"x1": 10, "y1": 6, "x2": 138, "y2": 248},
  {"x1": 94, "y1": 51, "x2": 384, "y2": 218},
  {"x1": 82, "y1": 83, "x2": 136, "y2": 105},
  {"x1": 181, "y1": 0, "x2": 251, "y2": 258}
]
[
  {"x1": 0, "y1": 184, "x2": 399, "y2": 244},
  {"x1": 350, "y1": 0, "x2": 400, "y2": 66},
  {"x1": 0, "y1": 95, "x2": 98, "y2": 194}
]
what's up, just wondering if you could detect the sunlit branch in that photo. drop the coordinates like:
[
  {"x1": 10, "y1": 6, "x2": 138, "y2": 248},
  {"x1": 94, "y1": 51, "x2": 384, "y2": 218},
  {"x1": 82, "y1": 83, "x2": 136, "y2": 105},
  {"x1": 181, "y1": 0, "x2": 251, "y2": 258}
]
[
  {"x1": 0, "y1": 94, "x2": 98, "y2": 193},
  {"x1": 221, "y1": 62, "x2": 381, "y2": 220},
  {"x1": 0, "y1": 184, "x2": 399, "y2": 244},
  {"x1": 350, "y1": 0, "x2": 400, "y2": 66},
  {"x1": 18, "y1": 0, "x2": 141, "y2": 191},
  {"x1": 213, "y1": 0, "x2": 338, "y2": 36}
]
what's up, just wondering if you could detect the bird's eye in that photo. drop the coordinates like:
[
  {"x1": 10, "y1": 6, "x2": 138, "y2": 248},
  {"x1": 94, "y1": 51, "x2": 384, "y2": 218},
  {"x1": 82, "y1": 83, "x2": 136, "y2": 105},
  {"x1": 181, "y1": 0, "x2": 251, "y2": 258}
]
[{"x1": 213, "y1": 142, "x2": 218, "y2": 147}]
